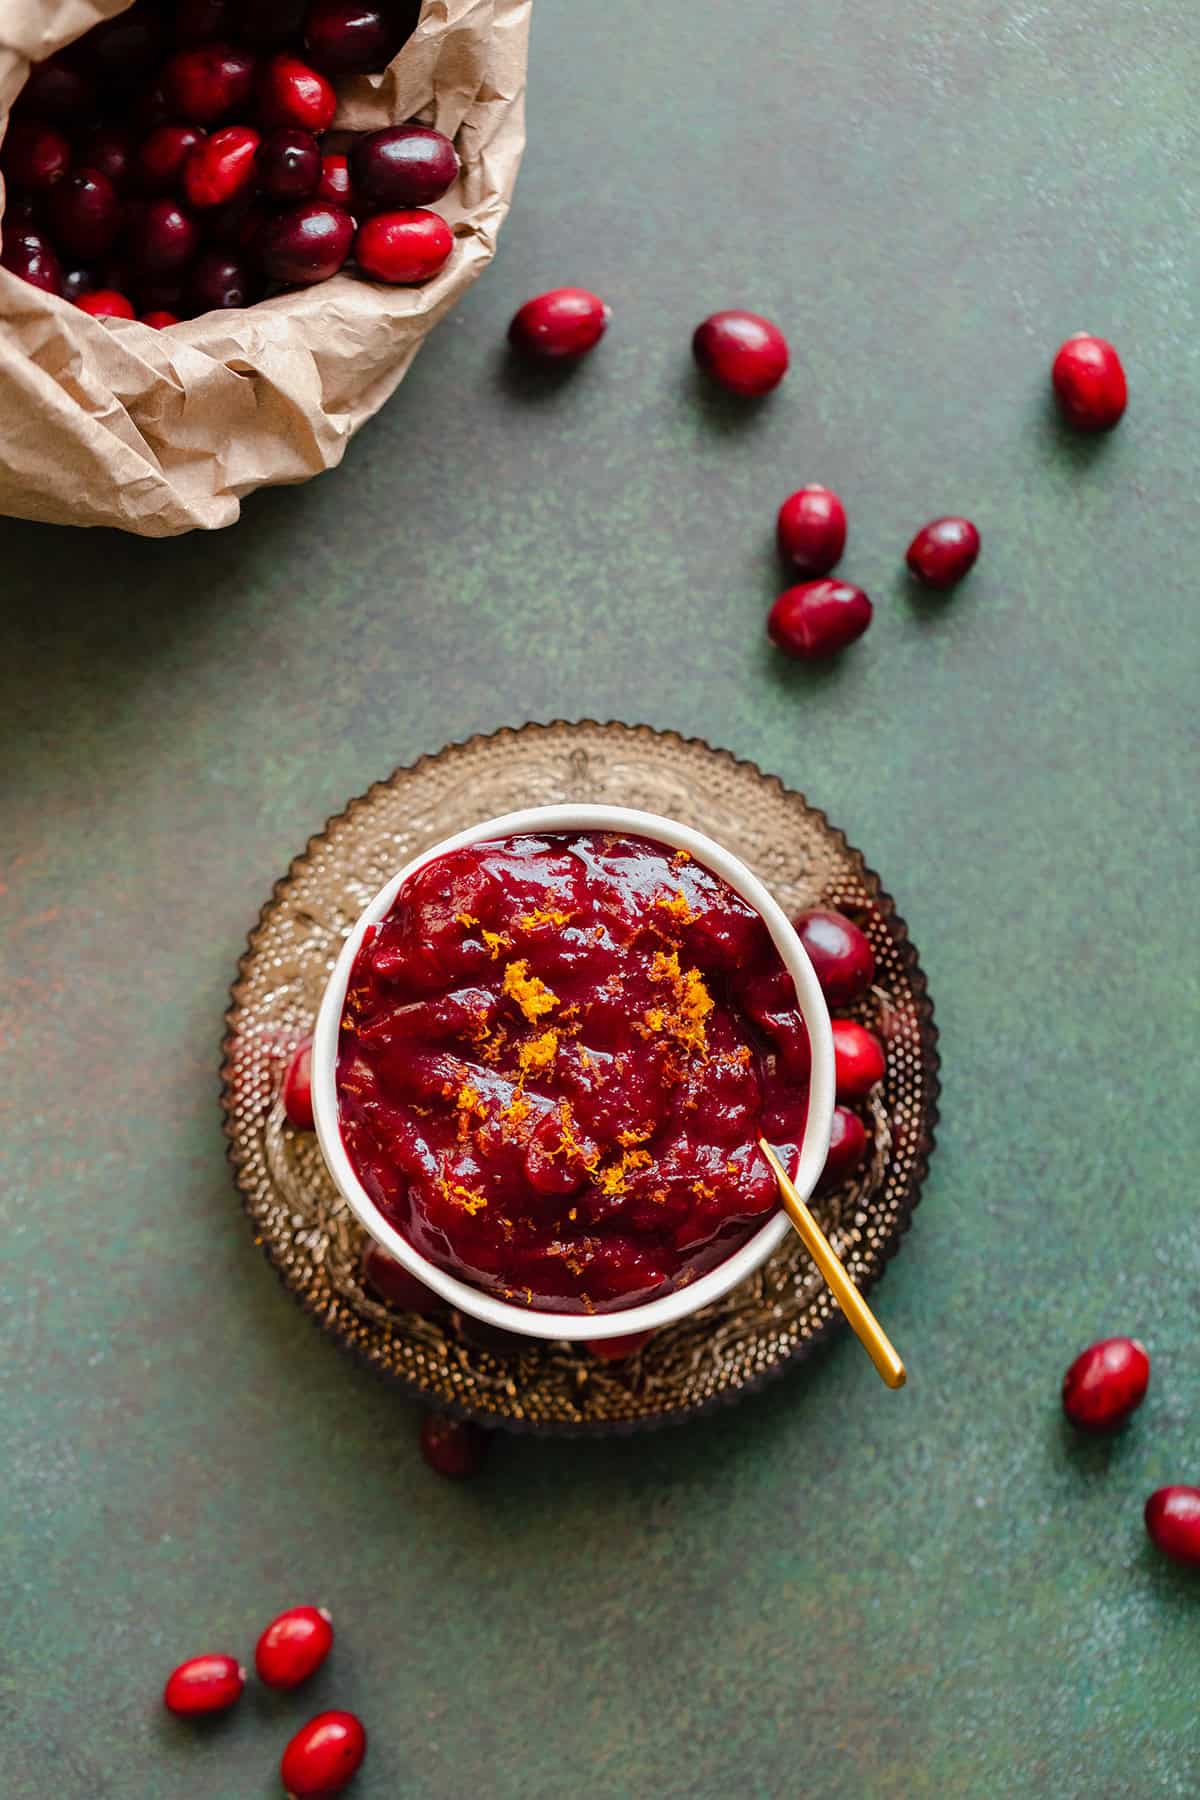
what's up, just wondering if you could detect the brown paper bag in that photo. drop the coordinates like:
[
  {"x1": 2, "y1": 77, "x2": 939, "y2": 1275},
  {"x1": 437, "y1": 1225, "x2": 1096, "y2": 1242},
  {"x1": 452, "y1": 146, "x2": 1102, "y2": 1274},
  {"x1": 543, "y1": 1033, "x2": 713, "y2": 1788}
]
[{"x1": 0, "y1": 0, "x2": 529, "y2": 534}]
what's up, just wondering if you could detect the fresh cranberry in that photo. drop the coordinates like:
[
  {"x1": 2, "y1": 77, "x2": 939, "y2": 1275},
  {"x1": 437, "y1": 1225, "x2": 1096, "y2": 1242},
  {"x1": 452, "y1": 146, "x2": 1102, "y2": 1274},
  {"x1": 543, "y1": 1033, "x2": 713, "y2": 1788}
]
[
  {"x1": 282, "y1": 1037, "x2": 315, "y2": 1127},
  {"x1": 1, "y1": 119, "x2": 71, "y2": 191},
  {"x1": 61, "y1": 265, "x2": 96, "y2": 303},
  {"x1": 361, "y1": 1240, "x2": 445, "y2": 1312},
  {"x1": 183, "y1": 124, "x2": 260, "y2": 208},
  {"x1": 587, "y1": 1330, "x2": 654, "y2": 1360},
  {"x1": 818, "y1": 1106, "x2": 869, "y2": 1189},
  {"x1": 1051, "y1": 333, "x2": 1126, "y2": 432},
  {"x1": 258, "y1": 53, "x2": 337, "y2": 132},
  {"x1": 138, "y1": 124, "x2": 207, "y2": 195},
  {"x1": 163, "y1": 1653, "x2": 245, "y2": 1716},
  {"x1": 256, "y1": 126, "x2": 322, "y2": 198},
  {"x1": 48, "y1": 169, "x2": 122, "y2": 261},
  {"x1": 354, "y1": 209, "x2": 452, "y2": 283},
  {"x1": 692, "y1": 310, "x2": 788, "y2": 396},
  {"x1": 1145, "y1": 1488, "x2": 1200, "y2": 1568},
  {"x1": 255, "y1": 1605, "x2": 334, "y2": 1690},
  {"x1": 163, "y1": 43, "x2": 257, "y2": 123},
  {"x1": 1061, "y1": 1337, "x2": 1149, "y2": 1432},
  {"x1": 281, "y1": 1711, "x2": 367, "y2": 1797},
  {"x1": 776, "y1": 486, "x2": 847, "y2": 576},
  {"x1": 1, "y1": 229, "x2": 63, "y2": 296},
  {"x1": 79, "y1": 126, "x2": 137, "y2": 193},
  {"x1": 13, "y1": 53, "x2": 95, "y2": 123},
  {"x1": 349, "y1": 124, "x2": 459, "y2": 209},
  {"x1": 906, "y1": 516, "x2": 980, "y2": 590},
  {"x1": 131, "y1": 80, "x2": 174, "y2": 133},
  {"x1": 129, "y1": 198, "x2": 200, "y2": 276},
  {"x1": 305, "y1": 0, "x2": 413, "y2": 74},
  {"x1": 419, "y1": 1412, "x2": 489, "y2": 1479},
  {"x1": 190, "y1": 248, "x2": 253, "y2": 310},
  {"x1": 831, "y1": 1020, "x2": 886, "y2": 1099},
  {"x1": 793, "y1": 908, "x2": 875, "y2": 1006},
  {"x1": 141, "y1": 309, "x2": 180, "y2": 327},
  {"x1": 242, "y1": 0, "x2": 308, "y2": 47},
  {"x1": 768, "y1": 580, "x2": 873, "y2": 660},
  {"x1": 508, "y1": 287, "x2": 610, "y2": 360},
  {"x1": 314, "y1": 151, "x2": 356, "y2": 209},
  {"x1": 174, "y1": 0, "x2": 233, "y2": 43},
  {"x1": 75, "y1": 288, "x2": 136, "y2": 319},
  {"x1": 258, "y1": 201, "x2": 352, "y2": 284}
]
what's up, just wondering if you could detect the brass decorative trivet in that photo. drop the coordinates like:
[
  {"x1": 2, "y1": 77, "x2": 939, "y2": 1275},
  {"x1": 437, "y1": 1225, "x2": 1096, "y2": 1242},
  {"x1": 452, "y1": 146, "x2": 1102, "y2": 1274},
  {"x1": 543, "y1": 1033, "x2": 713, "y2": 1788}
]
[{"x1": 220, "y1": 722, "x2": 939, "y2": 1434}]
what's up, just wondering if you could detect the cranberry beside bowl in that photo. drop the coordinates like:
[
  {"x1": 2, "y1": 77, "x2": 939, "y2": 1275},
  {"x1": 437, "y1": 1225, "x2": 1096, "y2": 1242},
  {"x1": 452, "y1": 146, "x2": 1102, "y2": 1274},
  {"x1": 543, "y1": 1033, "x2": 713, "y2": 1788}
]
[{"x1": 311, "y1": 805, "x2": 836, "y2": 1343}]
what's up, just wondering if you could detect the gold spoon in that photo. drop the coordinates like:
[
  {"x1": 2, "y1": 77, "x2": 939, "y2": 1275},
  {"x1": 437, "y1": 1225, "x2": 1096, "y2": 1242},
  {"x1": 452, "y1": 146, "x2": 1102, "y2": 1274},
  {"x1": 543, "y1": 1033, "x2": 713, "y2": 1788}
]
[{"x1": 758, "y1": 1138, "x2": 906, "y2": 1390}]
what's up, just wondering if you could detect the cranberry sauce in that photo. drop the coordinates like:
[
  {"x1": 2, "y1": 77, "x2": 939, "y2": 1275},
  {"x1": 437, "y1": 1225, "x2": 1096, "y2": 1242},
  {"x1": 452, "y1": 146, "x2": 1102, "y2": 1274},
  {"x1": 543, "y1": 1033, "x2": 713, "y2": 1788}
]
[{"x1": 336, "y1": 831, "x2": 811, "y2": 1313}]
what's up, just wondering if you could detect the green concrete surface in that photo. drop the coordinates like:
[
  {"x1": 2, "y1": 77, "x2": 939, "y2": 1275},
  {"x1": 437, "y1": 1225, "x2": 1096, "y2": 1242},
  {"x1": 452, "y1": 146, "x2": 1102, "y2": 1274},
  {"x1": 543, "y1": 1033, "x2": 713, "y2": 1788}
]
[{"x1": 2, "y1": 1, "x2": 1199, "y2": 1794}]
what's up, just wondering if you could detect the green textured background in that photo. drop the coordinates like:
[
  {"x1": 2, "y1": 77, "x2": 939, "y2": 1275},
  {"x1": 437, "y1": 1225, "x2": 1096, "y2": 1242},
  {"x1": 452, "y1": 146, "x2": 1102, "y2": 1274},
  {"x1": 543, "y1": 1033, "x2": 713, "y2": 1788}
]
[{"x1": 2, "y1": 1, "x2": 1199, "y2": 1794}]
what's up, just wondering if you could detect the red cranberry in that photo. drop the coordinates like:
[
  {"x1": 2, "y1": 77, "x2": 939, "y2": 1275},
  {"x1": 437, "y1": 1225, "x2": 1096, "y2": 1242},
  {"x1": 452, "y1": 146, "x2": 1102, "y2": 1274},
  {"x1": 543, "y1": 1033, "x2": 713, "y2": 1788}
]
[
  {"x1": 131, "y1": 80, "x2": 174, "y2": 133},
  {"x1": 61, "y1": 265, "x2": 96, "y2": 303},
  {"x1": 48, "y1": 169, "x2": 122, "y2": 261},
  {"x1": 1, "y1": 120, "x2": 71, "y2": 191},
  {"x1": 242, "y1": 0, "x2": 308, "y2": 47},
  {"x1": 258, "y1": 53, "x2": 337, "y2": 132},
  {"x1": 256, "y1": 126, "x2": 322, "y2": 198},
  {"x1": 75, "y1": 288, "x2": 136, "y2": 319},
  {"x1": 1051, "y1": 333, "x2": 1126, "y2": 432},
  {"x1": 305, "y1": 0, "x2": 412, "y2": 74},
  {"x1": 777, "y1": 486, "x2": 846, "y2": 577},
  {"x1": 361, "y1": 1240, "x2": 445, "y2": 1312},
  {"x1": 175, "y1": 0, "x2": 233, "y2": 43},
  {"x1": 693, "y1": 309, "x2": 788, "y2": 397},
  {"x1": 906, "y1": 516, "x2": 980, "y2": 590},
  {"x1": 281, "y1": 1711, "x2": 367, "y2": 1797},
  {"x1": 259, "y1": 201, "x2": 352, "y2": 284},
  {"x1": 79, "y1": 126, "x2": 137, "y2": 193},
  {"x1": 768, "y1": 580, "x2": 873, "y2": 660},
  {"x1": 282, "y1": 1037, "x2": 315, "y2": 1128},
  {"x1": 314, "y1": 151, "x2": 356, "y2": 208},
  {"x1": 587, "y1": 1330, "x2": 654, "y2": 1360},
  {"x1": 1145, "y1": 1488, "x2": 1200, "y2": 1568},
  {"x1": 190, "y1": 248, "x2": 254, "y2": 310},
  {"x1": 76, "y1": 5, "x2": 168, "y2": 91},
  {"x1": 1, "y1": 229, "x2": 63, "y2": 296},
  {"x1": 1061, "y1": 1337, "x2": 1149, "y2": 1432},
  {"x1": 508, "y1": 287, "x2": 610, "y2": 360},
  {"x1": 129, "y1": 199, "x2": 201, "y2": 276},
  {"x1": 354, "y1": 209, "x2": 452, "y2": 283},
  {"x1": 350, "y1": 124, "x2": 459, "y2": 209},
  {"x1": 141, "y1": 309, "x2": 180, "y2": 327},
  {"x1": 255, "y1": 1605, "x2": 334, "y2": 1690},
  {"x1": 183, "y1": 124, "x2": 260, "y2": 208},
  {"x1": 163, "y1": 1653, "x2": 245, "y2": 1716},
  {"x1": 138, "y1": 124, "x2": 207, "y2": 195},
  {"x1": 13, "y1": 54, "x2": 95, "y2": 123},
  {"x1": 818, "y1": 1105, "x2": 869, "y2": 1189},
  {"x1": 831, "y1": 1020, "x2": 886, "y2": 1100},
  {"x1": 419, "y1": 1411, "x2": 489, "y2": 1479},
  {"x1": 164, "y1": 43, "x2": 257, "y2": 123},
  {"x1": 793, "y1": 908, "x2": 875, "y2": 1006}
]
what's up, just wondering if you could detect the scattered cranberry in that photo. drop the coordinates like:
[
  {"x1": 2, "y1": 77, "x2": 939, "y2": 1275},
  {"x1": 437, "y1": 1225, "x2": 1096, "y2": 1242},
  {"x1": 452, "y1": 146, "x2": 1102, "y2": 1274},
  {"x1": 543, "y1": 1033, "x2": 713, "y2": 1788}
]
[
  {"x1": 1145, "y1": 1488, "x2": 1200, "y2": 1568},
  {"x1": 831, "y1": 1020, "x2": 886, "y2": 1099},
  {"x1": 137, "y1": 124, "x2": 206, "y2": 194},
  {"x1": 776, "y1": 485, "x2": 846, "y2": 577},
  {"x1": 282, "y1": 1037, "x2": 315, "y2": 1128},
  {"x1": 257, "y1": 52, "x2": 337, "y2": 132},
  {"x1": 419, "y1": 1411, "x2": 489, "y2": 1478},
  {"x1": 818, "y1": 1105, "x2": 869, "y2": 1189},
  {"x1": 79, "y1": 125, "x2": 137, "y2": 192},
  {"x1": 361, "y1": 1240, "x2": 445, "y2": 1313},
  {"x1": 305, "y1": 0, "x2": 412, "y2": 74},
  {"x1": 190, "y1": 248, "x2": 254, "y2": 310},
  {"x1": 281, "y1": 1711, "x2": 367, "y2": 1797},
  {"x1": 1061, "y1": 1337, "x2": 1149, "y2": 1432},
  {"x1": 768, "y1": 580, "x2": 873, "y2": 660},
  {"x1": 255, "y1": 1605, "x2": 334, "y2": 1690},
  {"x1": 1, "y1": 119, "x2": 71, "y2": 190},
  {"x1": 1051, "y1": 333, "x2": 1126, "y2": 432},
  {"x1": 61, "y1": 265, "x2": 96, "y2": 303},
  {"x1": 48, "y1": 169, "x2": 122, "y2": 261},
  {"x1": 906, "y1": 516, "x2": 980, "y2": 590},
  {"x1": 141, "y1": 309, "x2": 181, "y2": 327},
  {"x1": 350, "y1": 124, "x2": 458, "y2": 209},
  {"x1": 255, "y1": 126, "x2": 322, "y2": 199},
  {"x1": 75, "y1": 288, "x2": 136, "y2": 319},
  {"x1": 793, "y1": 908, "x2": 875, "y2": 1006},
  {"x1": 587, "y1": 1330, "x2": 654, "y2": 1360},
  {"x1": 242, "y1": 0, "x2": 308, "y2": 48},
  {"x1": 314, "y1": 151, "x2": 355, "y2": 208},
  {"x1": 508, "y1": 287, "x2": 610, "y2": 360},
  {"x1": 183, "y1": 124, "x2": 261, "y2": 208},
  {"x1": 354, "y1": 209, "x2": 452, "y2": 284},
  {"x1": 129, "y1": 198, "x2": 201, "y2": 275},
  {"x1": 163, "y1": 42, "x2": 258, "y2": 123},
  {"x1": 1, "y1": 229, "x2": 63, "y2": 296},
  {"x1": 13, "y1": 54, "x2": 95, "y2": 123},
  {"x1": 163, "y1": 1653, "x2": 245, "y2": 1717},
  {"x1": 174, "y1": 0, "x2": 234, "y2": 44},
  {"x1": 692, "y1": 309, "x2": 788, "y2": 397}
]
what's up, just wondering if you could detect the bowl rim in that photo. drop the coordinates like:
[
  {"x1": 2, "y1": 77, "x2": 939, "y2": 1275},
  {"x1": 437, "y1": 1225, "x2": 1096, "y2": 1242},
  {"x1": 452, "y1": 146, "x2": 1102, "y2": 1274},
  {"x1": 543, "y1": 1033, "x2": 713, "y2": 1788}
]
[{"x1": 311, "y1": 803, "x2": 835, "y2": 1341}]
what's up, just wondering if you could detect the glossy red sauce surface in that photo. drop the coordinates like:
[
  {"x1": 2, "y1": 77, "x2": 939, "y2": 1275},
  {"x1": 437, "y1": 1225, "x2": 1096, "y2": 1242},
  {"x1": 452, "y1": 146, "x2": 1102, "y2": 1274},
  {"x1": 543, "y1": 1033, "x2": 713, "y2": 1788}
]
[{"x1": 336, "y1": 831, "x2": 811, "y2": 1313}]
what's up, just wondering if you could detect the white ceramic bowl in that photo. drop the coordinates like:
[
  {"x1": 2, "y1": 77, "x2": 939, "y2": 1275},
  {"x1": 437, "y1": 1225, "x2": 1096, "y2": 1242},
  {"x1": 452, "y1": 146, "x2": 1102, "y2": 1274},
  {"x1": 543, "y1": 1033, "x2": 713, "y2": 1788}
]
[{"x1": 312, "y1": 805, "x2": 835, "y2": 1341}]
